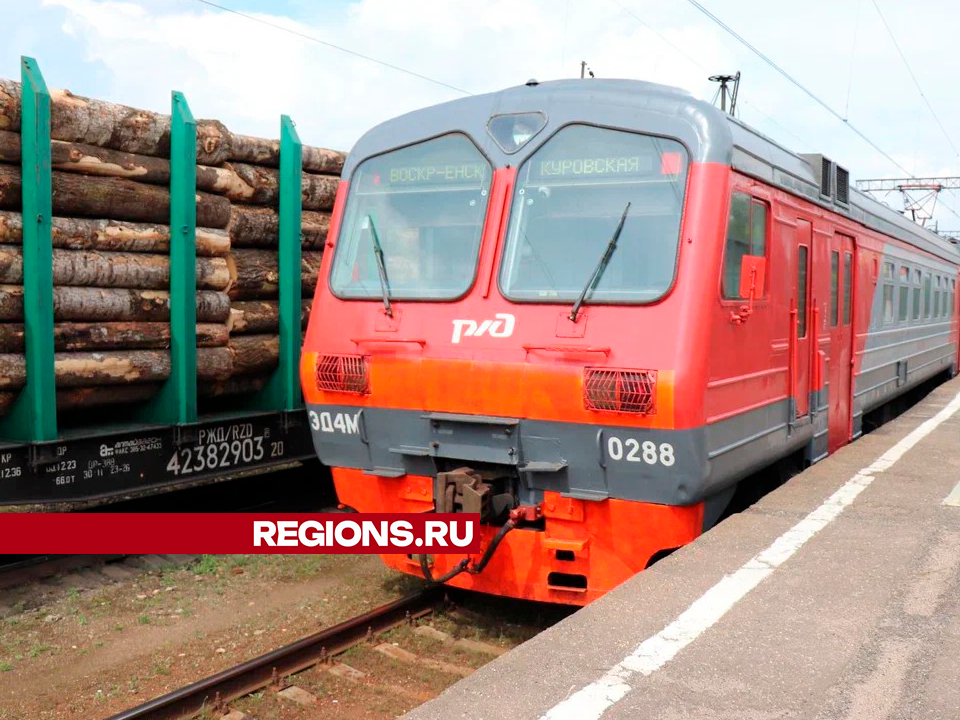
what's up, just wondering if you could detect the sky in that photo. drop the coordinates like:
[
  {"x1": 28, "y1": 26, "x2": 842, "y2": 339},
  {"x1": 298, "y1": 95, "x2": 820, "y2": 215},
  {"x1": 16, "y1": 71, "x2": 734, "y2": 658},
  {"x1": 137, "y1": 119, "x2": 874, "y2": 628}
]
[{"x1": 5, "y1": 0, "x2": 960, "y2": 230}]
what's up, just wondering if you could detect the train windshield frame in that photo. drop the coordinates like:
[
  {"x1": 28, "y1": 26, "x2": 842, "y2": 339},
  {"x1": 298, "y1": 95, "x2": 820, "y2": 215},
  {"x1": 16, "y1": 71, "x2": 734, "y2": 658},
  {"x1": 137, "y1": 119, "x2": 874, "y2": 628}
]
[
  {"x1": 498, "y1": 124, "x2": 689, "y2": 305},
  {"x1": 329, "y1": 133, "x2": 493, "y2": 301}
]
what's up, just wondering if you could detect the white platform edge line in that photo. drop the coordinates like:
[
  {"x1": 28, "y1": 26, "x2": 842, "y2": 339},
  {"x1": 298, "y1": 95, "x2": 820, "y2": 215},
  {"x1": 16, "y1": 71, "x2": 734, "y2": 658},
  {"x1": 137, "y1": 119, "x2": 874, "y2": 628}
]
[
  {"x1": 943, "y1": 477, "x2": 960, "y2": 507},
  {"x1": 540, "y1": 389, "x2": 960, "y2": 720}
]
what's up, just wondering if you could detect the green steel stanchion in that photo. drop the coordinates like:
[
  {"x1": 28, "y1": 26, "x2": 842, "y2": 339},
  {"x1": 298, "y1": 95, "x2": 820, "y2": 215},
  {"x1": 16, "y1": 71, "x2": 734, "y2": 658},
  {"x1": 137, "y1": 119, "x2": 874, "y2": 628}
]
[
  {"x1": 249, "y1": 114, "x2": 304, "y2": 411},
  {"x1": 0, "y1": 56, "x2": 57, "y2": 441},
  {"x1": 136, "y1": 91, "x2": 198, "y2": 425}
]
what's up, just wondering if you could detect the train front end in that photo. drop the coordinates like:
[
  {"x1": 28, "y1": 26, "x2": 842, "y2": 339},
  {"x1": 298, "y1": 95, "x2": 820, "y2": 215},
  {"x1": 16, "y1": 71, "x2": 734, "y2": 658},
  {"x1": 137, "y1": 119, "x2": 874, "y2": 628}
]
[{"x1": 302, "y1": 80, "x2": 728, "y2": 604}]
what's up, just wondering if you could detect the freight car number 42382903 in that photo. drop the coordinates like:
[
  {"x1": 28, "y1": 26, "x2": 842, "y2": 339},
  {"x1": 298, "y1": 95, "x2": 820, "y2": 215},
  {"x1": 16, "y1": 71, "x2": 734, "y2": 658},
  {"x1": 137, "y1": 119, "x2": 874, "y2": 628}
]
[{"x1": 165, "y1": 423, "x2": 286, "y2": 476}]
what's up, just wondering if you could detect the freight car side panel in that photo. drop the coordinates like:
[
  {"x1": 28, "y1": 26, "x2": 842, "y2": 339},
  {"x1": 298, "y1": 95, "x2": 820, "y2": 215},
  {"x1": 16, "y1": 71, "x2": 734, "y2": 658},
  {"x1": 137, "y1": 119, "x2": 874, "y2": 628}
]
[{"x1": 0, "y1": 413, "x2": 314, "y2": 504}]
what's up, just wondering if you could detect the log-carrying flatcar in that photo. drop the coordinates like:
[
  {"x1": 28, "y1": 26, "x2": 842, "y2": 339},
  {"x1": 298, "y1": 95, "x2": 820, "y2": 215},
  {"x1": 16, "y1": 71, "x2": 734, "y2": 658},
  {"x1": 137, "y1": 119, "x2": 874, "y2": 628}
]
[{"x1": 301, "y1": 79, "x2": 960, "y2": 604}]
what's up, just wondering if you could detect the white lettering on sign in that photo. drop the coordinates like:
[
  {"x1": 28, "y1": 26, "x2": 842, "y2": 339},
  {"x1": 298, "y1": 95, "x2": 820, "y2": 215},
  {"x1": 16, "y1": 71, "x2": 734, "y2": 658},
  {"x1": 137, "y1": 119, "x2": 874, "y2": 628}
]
[
  {"x1": 607, "y1": 437, "x2": 675, "y2": 467},
  {"x1": 309, "y1": 411, "x2": 361, "y2": 435},
  {"x1": 451, "y1": 313, "x2": 515, "y2": 344}
]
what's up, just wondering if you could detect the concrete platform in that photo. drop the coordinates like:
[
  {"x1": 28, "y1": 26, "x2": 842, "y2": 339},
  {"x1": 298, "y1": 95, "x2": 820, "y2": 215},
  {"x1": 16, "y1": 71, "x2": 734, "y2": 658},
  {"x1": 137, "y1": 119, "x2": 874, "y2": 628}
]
[{"x1": 405, "y1": 376, "x2": 960, "y2": 720}]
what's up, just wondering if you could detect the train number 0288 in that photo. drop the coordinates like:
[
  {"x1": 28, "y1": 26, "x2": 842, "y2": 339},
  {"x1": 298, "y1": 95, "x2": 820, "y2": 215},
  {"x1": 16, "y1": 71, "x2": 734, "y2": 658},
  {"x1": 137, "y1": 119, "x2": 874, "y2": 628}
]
[{"x1": 607, "y1": 437, "x2": 675, "y2": 466}]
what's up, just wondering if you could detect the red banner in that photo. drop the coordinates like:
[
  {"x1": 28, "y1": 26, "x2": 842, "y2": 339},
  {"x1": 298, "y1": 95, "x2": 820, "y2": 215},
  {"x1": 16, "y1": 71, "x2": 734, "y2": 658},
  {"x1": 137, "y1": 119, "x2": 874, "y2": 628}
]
[{"x1": 0, "y1": 513, "x2": 481, "y2": 554}]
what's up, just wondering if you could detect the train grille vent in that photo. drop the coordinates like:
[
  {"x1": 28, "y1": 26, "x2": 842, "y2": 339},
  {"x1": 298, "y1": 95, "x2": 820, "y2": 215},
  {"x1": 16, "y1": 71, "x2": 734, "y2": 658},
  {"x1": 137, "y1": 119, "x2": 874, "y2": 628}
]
[
  {"x1": 583, "y1": 368, "x2": 657, "y2": 414},
  {"x1": 820, "y1": 157, "x2": 833, "y2": 198},
  {"x1": 835, "y1": 165, "x2": 849, "y2": 205},
  {"x1": 315, "y1": 354, "x2": 370, "y2": 394}
]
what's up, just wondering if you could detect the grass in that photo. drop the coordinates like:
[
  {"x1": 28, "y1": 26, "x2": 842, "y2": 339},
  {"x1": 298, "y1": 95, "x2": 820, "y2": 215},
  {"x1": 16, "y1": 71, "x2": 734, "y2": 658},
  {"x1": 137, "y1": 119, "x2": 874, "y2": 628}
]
[
  {"x1": 28, "y1": 643, "x2": 50, "y2": 658},
  {"x1": 190, "y1": 556, "x2": 224, "y2": 575}
]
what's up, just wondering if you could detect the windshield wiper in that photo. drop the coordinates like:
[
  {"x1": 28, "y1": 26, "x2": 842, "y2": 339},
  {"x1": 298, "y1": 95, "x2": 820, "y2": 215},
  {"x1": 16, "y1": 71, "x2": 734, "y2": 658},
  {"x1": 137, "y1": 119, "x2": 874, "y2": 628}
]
[
  {"x1": 569, "y1": 201, "x2": 631, "y2": 322},
  {"x1": 365, "y1": 214, "x2": 393, "y2": 317}
]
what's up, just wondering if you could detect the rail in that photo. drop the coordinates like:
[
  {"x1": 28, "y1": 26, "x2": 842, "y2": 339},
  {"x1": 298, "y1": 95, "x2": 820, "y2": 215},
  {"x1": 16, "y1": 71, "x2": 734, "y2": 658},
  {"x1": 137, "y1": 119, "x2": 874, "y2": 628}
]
[{"x1": 105, "y1": 586, "x2": 445, "y2": 720}]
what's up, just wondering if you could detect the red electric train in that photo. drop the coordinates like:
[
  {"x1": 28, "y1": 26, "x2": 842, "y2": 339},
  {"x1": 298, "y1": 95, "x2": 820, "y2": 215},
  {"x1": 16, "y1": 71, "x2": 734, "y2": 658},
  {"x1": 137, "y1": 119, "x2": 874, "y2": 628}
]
[{"x1": 301, "y1": 79, "x2": 960, "y2": 605}]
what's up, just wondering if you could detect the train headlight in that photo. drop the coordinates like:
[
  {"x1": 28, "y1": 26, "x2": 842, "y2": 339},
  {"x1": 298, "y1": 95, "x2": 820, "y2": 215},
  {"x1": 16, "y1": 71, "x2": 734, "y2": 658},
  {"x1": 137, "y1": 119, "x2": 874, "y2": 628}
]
[
  {"x1": 583, "y1": 368, "x2": 656, "y2": 414},
  {"x1": 315, "y1": 354, "x2": 370, "y2": 395}
]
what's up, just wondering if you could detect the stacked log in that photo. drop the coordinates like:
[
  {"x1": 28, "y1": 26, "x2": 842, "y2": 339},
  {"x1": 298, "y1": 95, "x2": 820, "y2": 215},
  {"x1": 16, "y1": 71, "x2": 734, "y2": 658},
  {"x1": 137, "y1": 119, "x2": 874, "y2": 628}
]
[{"x1": 0, "y1": 78, "x2": 343, "y2": 417}]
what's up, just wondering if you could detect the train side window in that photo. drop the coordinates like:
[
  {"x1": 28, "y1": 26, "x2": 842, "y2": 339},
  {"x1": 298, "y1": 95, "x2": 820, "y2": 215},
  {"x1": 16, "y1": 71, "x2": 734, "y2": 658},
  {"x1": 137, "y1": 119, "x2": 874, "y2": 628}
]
[
  {"x1": 797, "y1": 245, "x2": 808, "y2": 338},
  {"x1": 830, "y1": 251, "x2": 839, "y2": 326},
  {"x1": 843, "y1": 252, "x2": 852, "y2": 324},
  {"x1": 924, "y1": 274, "x2": 932, "y2": 319},
  {"x1": 882, "y1": 262, "x2": 894, "y2": 325},
  {"x1": 722, "y1": 193, "x2": 767, "y2": 299},
  {"x1": 934, "y1": 276, "x2": 942, "y2": 318},
  {"x1": 898, "y1": 266, "x2": 909, "y2": 323},
  {"x1": 912, "y1": 269, "x2": 922, "y2": 321}
]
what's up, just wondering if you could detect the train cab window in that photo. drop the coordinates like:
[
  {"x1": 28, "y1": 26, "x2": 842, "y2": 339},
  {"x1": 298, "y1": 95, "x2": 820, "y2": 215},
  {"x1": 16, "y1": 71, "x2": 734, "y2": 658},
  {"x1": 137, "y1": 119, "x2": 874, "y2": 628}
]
[
  {"x1": 898, "y1": 266, "x2": 909, "y2": 323},
  {"x1": 912, "y1": 269, "x2": 922, "y2": 321},
  {"x1": 798, "y1": 246, "x2": 808, "y2": 337},
  {"x1": 843, "y1": 252, "x2": 852, "y2": 324},
  {"x1": 830, "y1": 251, "x2": 839, "y2": 326},
  {"x1": 924, "y1": 273, "x2": 933, "y2": 319},
  {"x1": 721, "y1": 193, "x2": 768, "y2": 300},
  {"x1": 882, "y1": 262, "x2": 894, "y2": 325},
  {"x1": 329, "y1": 133, "x2": 492, "y2": 300},
  {"x1": 499, "y1": 124, "x2": 689, "y2": 304}
]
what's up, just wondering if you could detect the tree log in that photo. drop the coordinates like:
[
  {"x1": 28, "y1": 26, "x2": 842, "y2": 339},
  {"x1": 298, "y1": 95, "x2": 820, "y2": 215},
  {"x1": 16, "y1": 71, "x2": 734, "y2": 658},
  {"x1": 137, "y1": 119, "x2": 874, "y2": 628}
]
[
  {"x1": 225, "y1": 163, "x2": 338, "y2": 210},
  {"x1": 226, "y1": 133, "x2": 346, "y2": 174},
  {"x1": 0, "y1": 346, "x2": 233, "y2": 389},
  {"x1": 0, "y1": 322, "x2": 228, "y2": 352},
  {"x1": 227, "y1": 249, "x2": 321, "y2": 299},
  {"x1": 0, "y1": 79, "x2": 231, "y2": 164},
  {"x1": 228, "y1": 334, "x2": 279, "y2": 375},
  {"x1": 227, "y1": 206, "x2": 329, "y2": 248},
  {"x1": 0, "y1": 286, "x2": 231, "y2": 323},
  {"x1": 229, "y1": 299, "x2": 312, "y2": 333},
  {"x1": 0, "y1": 247, "x2": 230, "y2": 291},
  {"x1": 199, "y1": 375, "x2": 269, "y2": 398},
  {"x1": 0, "y1": 383, "x2": 164, "y2": 415},
  {"x1": 0, "y1": 129, "x2": 258, "y2": 201},
  {"x1": 55, "y1": 384, "x2": 160, "y2": 410},
  {"x1": 0, "y1": 210, "x2": 229, "y2": 256},
  {"x1": 0, "y1": 162, "x2": 231, "y2": 228}
]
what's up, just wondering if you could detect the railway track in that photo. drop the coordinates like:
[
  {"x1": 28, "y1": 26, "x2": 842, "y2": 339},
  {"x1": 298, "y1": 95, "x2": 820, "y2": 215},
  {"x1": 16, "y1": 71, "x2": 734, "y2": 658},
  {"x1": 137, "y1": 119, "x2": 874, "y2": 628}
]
[
  {"x1": 106, "y1": 587, "x2": 569, "y2": 720},
  {"x1": 0, "y1": 554, "x2": 131, "y2": 590},
  {"x1": 107, "y1": 587, "x2": 446, "y2": 720}
]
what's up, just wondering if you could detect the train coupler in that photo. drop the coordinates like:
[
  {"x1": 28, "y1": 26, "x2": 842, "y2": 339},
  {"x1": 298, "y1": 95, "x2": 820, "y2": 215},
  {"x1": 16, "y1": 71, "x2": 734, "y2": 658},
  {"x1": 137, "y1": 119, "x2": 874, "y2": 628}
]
[
  {"x1": 417, "y1": 501, "x2": 541, "y2": 584},
  {"x1": 434, "y1": 466, "x2": 521, "y2": 523}
]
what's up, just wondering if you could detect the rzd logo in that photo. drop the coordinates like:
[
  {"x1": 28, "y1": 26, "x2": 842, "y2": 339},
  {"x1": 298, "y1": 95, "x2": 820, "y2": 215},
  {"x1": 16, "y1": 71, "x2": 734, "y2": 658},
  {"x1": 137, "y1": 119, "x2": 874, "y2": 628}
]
[{"x1": 451, "y1": 313, "x2": 515, "y2": 344}]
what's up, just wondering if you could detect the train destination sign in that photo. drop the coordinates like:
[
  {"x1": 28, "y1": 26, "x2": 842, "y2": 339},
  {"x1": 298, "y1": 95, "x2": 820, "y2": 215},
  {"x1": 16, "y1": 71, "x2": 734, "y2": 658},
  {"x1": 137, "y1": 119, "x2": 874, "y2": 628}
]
[
  {"x1": 537, "y1": 155, "x2": 648, "y2": 178},
  {"x1": 372, "y1": 162, "x2": 489, "y2": 187}
]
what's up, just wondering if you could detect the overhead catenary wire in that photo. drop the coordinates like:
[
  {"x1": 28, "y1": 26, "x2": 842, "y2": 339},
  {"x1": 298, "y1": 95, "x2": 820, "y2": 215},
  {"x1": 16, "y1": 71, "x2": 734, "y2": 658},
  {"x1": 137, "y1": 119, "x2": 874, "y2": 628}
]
[
  {"x1": 188, "y1": 0, "x2": 472, "y2": 95},
  {"x1": 680, "y1": 0, "x2": 960, "y2": 229},
  {"x1": 869, "y1": 0, "x2": 960, "y2": 164},
  {"x1": 681, "y1": 0, "x2": 915, "y2": 179},
  {"x1": 606, "y1": 0, "x2": 809, "y2": 148}
]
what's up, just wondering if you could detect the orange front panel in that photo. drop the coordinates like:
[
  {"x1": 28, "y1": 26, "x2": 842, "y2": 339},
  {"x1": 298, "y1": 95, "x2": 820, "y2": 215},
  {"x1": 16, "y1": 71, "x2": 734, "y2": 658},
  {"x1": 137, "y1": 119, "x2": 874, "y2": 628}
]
[
  {"x1": 304, "y1": 354, "x2": 677, "y2": 431},
  {"x1": 332, "y1": 468, "x2": 703, "y2": 605}
]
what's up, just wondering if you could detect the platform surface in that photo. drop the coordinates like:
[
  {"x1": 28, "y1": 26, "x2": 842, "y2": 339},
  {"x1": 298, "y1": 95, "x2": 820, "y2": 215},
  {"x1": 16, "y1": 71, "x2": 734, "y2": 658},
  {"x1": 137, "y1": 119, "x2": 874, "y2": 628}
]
[{"x1": 405, "y1": 376, "x2": 960, "y2": 720}]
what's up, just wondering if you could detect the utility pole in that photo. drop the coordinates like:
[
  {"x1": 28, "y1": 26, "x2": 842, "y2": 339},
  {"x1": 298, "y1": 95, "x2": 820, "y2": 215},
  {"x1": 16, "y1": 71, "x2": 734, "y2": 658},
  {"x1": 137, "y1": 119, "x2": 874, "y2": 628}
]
[
  {"x1": 855, "y1": 177, "x2": 960, "y2": 228},
  {"x1": 580, "y1": 61, "x2": 594, "y2": 79},
  {"x1": 709, "y1": 71, "x2": 740, "y2": 114}
]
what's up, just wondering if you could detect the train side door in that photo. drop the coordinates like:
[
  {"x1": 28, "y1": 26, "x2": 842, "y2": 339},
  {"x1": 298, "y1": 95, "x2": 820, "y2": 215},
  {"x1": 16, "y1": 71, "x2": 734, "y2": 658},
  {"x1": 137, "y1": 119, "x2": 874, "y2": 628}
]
[
  {"x1": 827, "y1": 234, "x2": 855, "y2": 450},
  {"x1": 792, "y1": 219, "x2": 813, "y2": 418}
]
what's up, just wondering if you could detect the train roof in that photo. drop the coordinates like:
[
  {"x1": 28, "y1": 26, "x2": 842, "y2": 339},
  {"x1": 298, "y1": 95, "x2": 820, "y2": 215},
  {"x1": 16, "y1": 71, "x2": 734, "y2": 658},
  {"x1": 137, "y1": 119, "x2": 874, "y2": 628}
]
[{"x1": 345, "y1": 79, "x2": 960, "y2": 265}]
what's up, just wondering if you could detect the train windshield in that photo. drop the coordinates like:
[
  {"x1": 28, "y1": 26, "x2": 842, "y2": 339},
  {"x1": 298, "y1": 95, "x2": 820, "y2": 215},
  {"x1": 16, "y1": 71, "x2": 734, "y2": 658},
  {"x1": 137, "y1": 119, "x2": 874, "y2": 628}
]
[
  {"x1": 330, "y1": 134, "x2": 492, "y2": 300},
  {"x1": 499, "y1": 124, "x2": 688, "y2": 303}
]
